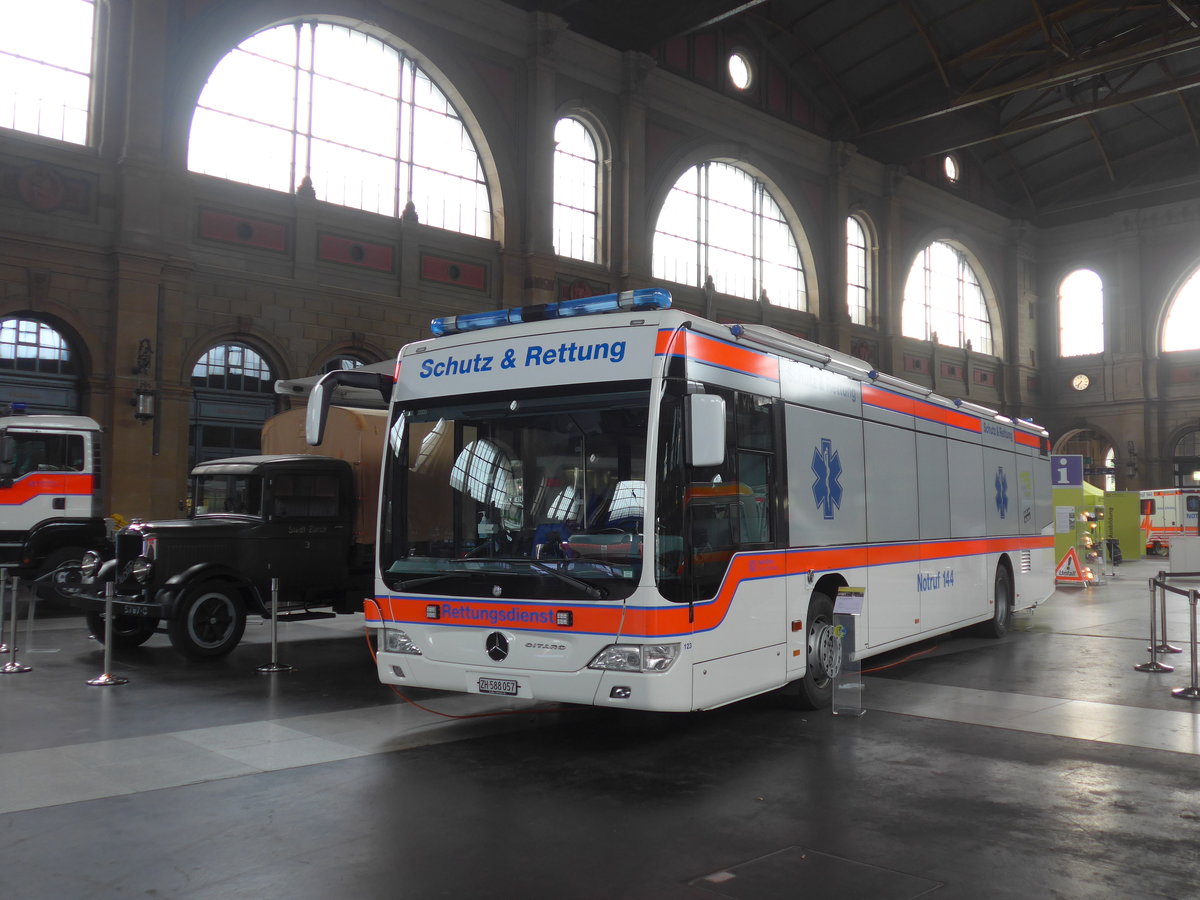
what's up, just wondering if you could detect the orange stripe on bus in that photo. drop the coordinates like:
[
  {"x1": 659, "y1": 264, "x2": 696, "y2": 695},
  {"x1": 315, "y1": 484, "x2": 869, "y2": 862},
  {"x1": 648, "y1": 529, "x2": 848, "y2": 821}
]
[
  {"x1": 862, "y1": 385, "x2": 981, "y2": 433},
  {"x1": 367, "y1": 534, "x2": 1055, "y2": 639},
  {"x1": 655, "y1": 330, "x2": 779, "y2": 381}
]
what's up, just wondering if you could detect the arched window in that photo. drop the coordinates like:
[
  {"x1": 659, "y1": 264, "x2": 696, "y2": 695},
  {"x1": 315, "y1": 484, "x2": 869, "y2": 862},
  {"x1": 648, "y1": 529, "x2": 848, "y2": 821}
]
[
  {"x1": 1, "y1": 0, "x2": 94, "y2": 144},
  {"x1": 1174, "y1": 430, "x2": 1200, "y2": 486},
  {"x1": 653, "y1": 161, "x2": 806, "y2": 310},
  {"x1": 1162, "y1": 266, "x2": 1200, "y2": 352},
  {"x1": 188, "y1": 22, "x2": 490, "y2": 237},
  {"x1": 0, "y1": 318, "x2": 81, "y2": 413},
  {"x1": 322, "y1": 355, "x2": 367, "y2": 373},
  {"x1": 553, "y1": 117, "x2": 599, "y2": 263},
  {"x1": 192, "y1": 343, "x2": 274, "y2": 393},
  {"x1": 1058, "y1": 269, "x2": 1103, "y2": 357},
  {"x1": 846, "y1": 215, "x2": 871, "y2": 327},
  {"x1": 190, "y1": 343, "x2": 277, "y2": 466},
  {"x1": 901, "y1": 241, "x2": 993, "y2": 355}
]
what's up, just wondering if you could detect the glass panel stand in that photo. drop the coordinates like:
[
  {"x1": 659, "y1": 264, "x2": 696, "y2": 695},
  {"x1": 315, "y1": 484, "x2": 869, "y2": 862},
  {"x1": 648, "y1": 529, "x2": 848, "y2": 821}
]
[{"x1": 832, "y1": 588, "x2": 864, "y2": 717}]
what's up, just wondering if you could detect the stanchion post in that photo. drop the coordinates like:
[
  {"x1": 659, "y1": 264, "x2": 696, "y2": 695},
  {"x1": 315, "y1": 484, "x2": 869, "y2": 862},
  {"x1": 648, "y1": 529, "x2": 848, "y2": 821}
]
[
  {"x1": 0, "y1": 568, "x2": 8, "y2": 654},
  {"x1": 1171, "y1": 589, "x2": 1200, "y2": 701},
  {"x1": 2, "y1": 576, "x2": 30, "y2": 674},
  {"x1": 1136, "y1": 575, "x2": 1174, "y2": 673},
  {"x1": 1155, "y1": 571, "x2": 1182, "y2": 654},
  {"x1": 257, "y1": 576, "x2": 294, "y2": 674},
  {"x1": 87, "y1": 582, "x2": 128, "y2": 686}
]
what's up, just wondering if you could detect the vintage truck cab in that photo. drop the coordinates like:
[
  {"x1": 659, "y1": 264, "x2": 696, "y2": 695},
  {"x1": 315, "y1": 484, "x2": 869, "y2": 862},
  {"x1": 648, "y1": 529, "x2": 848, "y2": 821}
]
[{"x1": 75, "y1": 454, "x2": 372, "y2": 659}]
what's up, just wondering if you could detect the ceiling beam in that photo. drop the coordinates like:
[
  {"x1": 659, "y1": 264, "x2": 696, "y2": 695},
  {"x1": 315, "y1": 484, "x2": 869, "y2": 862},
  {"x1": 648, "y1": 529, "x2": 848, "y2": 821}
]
[
  {"x1": 861, "y1": 23, "x2": 1200, "y2": 136},
  {"x1": 928, "y1": 69, "x2": 1200, "y2": 155}
]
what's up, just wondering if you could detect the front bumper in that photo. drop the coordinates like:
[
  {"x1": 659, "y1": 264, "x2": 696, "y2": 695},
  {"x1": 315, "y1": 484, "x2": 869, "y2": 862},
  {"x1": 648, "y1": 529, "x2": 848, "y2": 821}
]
[{"x1": 71, "y1": 581, "x2": 168, "y2": 619}]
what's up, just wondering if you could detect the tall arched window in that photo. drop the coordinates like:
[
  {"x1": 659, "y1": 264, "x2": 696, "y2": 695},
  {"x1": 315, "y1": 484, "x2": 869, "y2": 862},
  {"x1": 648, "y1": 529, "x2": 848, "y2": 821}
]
[
  {"x1": 1058, "y1": 268, "x2": 1103, "y2": 357},
  {"x1": 553, "y1": 117, "x2": 599, "y2": 263},
  {"x1": 190, "y1": 343, "x2": 277, "y2": 466},
  {"x1": 653, "y1": 161, "x2": 806, "y2": 310},
  {"x1": 846, "y1": 215, "x2": 871, "y2": 326},
  {"x1": 1174, "y1": 430, "x2": 1200, "y2": 486},
  {"x1": 0, "y1": 317, "x2": 81, "y2": 413},
  {"x1": 0, "y1": 0, "x2": 95, "y2": 144},
  {"x1": 188, "y1": 22, "x2": 490, "y2": 237},
  {"x1": 1162, "y1": 266, "x2": 1200, "y2": 352},
  {"x1": 902, "y1": 241, "x2": 993, "y2": 355}
]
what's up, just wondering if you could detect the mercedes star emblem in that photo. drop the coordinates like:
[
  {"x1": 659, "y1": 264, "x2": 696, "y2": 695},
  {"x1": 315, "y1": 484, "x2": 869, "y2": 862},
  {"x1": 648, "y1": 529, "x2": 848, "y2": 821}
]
[{"x1": 486, "y1": 631, "x2": 509, "y2": 661}]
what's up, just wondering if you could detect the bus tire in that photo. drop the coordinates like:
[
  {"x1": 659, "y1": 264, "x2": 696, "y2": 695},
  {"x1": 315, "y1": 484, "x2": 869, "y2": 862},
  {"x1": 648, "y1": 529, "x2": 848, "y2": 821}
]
[
  {"x1": 85, "y1": 610, "x2": 159, "y2": 649},
  {"x1": 794, "y1": 591, "x2": 837, "y2": 709},
  {"x1": 976, "y1": 564, "x2": 1013, "y2": 638},
  {"x1": 167, "y1": 580, "x2": 246, "y2": 660}
]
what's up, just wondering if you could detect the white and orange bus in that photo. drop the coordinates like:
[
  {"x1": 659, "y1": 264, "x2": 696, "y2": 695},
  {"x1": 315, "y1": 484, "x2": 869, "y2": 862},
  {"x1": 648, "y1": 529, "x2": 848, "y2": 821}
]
[{"x1": 309, "y1": 288, "x2": 1054, "y2": 711}]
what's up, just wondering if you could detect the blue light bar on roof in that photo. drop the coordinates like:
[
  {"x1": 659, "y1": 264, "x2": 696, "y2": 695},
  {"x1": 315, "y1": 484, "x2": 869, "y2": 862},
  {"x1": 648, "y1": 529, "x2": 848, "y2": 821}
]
[{"x1": 430, "y1": 288, "x2": 672, "y2": 336}]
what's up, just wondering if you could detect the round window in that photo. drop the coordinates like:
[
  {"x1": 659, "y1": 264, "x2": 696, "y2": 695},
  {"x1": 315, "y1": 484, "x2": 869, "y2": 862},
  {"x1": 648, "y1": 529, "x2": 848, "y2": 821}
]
[
  {"x1": 943, "y1": 155, "x2": 960, "y2": 183},
  {"x1": 728, "y1": 52, "x2": 752, "y2": 90}
]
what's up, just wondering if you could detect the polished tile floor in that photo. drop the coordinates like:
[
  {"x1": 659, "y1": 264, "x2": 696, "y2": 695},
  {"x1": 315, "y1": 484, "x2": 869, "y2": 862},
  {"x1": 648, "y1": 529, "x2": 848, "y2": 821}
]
[{"x1": 1, "y1": 555, "x2": 1198, "y2": 899}]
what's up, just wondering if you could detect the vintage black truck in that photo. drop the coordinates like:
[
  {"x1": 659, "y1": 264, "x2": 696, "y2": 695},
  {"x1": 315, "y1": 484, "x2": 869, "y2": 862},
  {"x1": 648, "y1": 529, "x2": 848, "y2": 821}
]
[{"x1": 72, "y1": 406, "x2": 385, "y2": 659}]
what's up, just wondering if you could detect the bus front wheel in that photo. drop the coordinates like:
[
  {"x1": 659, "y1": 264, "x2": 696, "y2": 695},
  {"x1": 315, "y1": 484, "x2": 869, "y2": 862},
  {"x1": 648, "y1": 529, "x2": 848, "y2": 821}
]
[
  {"x1": 975, "y1": 565, "x2": 1013, "y2": 638},
  {"x1": 794, "y1": 591, "x2": 837, "y2": 709}
]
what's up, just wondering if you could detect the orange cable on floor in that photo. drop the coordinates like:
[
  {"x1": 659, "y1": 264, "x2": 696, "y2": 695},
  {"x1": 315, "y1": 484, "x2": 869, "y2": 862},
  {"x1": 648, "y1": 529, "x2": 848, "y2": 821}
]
[{"x1": 860, "y1": 645, "x2": 938, "y2": 673}]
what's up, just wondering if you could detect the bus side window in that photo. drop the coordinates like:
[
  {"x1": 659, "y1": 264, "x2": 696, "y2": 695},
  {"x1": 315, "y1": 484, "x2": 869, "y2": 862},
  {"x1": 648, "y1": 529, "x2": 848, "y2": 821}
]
[{"x1": 1188, "y1": 497, "x2": 1200, "y2": 513}]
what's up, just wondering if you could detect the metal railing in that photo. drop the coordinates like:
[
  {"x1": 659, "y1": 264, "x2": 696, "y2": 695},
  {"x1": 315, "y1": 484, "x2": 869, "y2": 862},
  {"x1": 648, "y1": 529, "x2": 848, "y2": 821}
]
[{"x1": 1135, "y1": 570, "x2": 1200, "y2": 700}]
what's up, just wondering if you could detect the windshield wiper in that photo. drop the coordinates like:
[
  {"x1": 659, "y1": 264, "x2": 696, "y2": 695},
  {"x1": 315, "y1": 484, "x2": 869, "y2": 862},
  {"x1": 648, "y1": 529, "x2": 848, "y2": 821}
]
[
  {"x1": 394, "y1": 573, "x2": 459, "y2": 592},
  {"x1": 526, "y1": 559, "x2": 608, "y2": 600}
]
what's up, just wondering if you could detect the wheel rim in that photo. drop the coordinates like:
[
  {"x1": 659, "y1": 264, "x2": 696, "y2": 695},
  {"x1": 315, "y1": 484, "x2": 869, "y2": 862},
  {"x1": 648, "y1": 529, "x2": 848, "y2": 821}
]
[
  {"x1": 187, "y1": 592, "x2": 236, "y2": 649},
  {"x1": 51, "y1": 565, "x2": 83, "y2": 598},
  {"x1": 808, "y1": 615, "x2": 839, "y2": 687}
]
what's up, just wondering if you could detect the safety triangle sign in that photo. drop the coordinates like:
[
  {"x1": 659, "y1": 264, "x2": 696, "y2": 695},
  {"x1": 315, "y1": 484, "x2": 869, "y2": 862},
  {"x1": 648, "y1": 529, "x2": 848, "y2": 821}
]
[{"x1": 1055, "y1": 547, "x2": 1089, "y2": 585}]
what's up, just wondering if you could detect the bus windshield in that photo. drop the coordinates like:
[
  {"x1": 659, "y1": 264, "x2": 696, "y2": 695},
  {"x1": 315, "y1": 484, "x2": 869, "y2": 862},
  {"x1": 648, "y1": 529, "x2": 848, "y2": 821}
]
[{"x1": 380, "y1": 387, "x2": 650, "y2": 601}]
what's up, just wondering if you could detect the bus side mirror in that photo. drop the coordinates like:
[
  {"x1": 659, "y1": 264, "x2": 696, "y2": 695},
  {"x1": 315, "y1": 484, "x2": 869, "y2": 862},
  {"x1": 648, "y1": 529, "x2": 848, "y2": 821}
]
[
  {"x1": 306, "y1": 370, "x2": 394, "y2": 446},
  {"x1": 686, "y1": 394, "x2": 726, "y2": 467}
]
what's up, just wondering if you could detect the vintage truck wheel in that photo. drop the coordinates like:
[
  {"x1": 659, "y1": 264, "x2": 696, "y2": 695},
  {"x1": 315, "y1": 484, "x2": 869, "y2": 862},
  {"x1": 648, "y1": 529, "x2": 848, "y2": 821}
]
[
  {"x1": 168, "y1": 580, "x2": 246, "y2": 660},
  {"x1": 85, "y1": 610, "x2": 159, "y2": 649}
]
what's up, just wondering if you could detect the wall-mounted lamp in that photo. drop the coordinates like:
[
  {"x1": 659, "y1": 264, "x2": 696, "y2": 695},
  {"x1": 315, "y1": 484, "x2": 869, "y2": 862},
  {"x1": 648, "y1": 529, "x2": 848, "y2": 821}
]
[
  {"x1": 133, "y1": 387, "x2": 155, "y2": 422},
  {"x1": 1125, "y1": 440, "x2": 1138, "y2": 479},
  {"x1": 132, "y1": 338, "x2": 155, "y2": 423}
]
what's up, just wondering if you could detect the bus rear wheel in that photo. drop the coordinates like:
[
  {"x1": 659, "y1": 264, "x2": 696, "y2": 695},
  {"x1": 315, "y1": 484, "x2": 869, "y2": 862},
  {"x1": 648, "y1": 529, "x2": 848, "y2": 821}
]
[{"x1": 794, "y1": 591, "x2": 837, "y2": 709}]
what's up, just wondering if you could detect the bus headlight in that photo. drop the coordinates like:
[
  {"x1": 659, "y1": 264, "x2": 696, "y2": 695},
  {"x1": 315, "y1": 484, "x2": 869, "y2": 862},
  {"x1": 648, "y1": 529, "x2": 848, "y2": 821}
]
[
  {"x1": 80, "y1": 551, "x2": 102, "y2": 578},
  {"x1": 383, "y1": 628, "x2": 423, "y2": 655},
  {"x1": 588, "y1": 643, "x2": 679, "y2": 672},
  {"x1": 130, "y1": 556, "x2": 154, "y2": 584}
]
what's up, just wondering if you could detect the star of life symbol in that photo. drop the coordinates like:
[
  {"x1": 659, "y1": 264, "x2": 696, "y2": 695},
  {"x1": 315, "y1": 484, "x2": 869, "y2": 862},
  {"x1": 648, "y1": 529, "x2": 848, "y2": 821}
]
[
  {"x1": 995, "y1": 466, "x2": 1008, "y2": 519},
  {"x1": 811, "y1": 438, "x2": 843, "y2": 520}
]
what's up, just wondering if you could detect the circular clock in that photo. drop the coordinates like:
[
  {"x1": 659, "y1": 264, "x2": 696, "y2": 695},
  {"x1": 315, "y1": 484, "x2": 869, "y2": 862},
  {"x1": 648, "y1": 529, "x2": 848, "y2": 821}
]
[{"x1": 1072, "y1": 373, "x2": 1090, "y2": 391}]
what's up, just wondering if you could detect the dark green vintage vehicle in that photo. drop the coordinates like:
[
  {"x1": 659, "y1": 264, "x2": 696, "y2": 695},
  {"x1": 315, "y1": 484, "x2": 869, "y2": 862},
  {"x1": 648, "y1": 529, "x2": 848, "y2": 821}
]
[{"x1": 71, "y1": 454, "x2": 373, "y2": 659}]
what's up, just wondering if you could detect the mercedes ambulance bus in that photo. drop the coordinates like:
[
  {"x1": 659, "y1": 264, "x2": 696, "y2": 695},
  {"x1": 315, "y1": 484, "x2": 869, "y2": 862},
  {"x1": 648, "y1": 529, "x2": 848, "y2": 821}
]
[{"x1": 308, "y1": 288, "x2": 1054, "y2": 712}]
